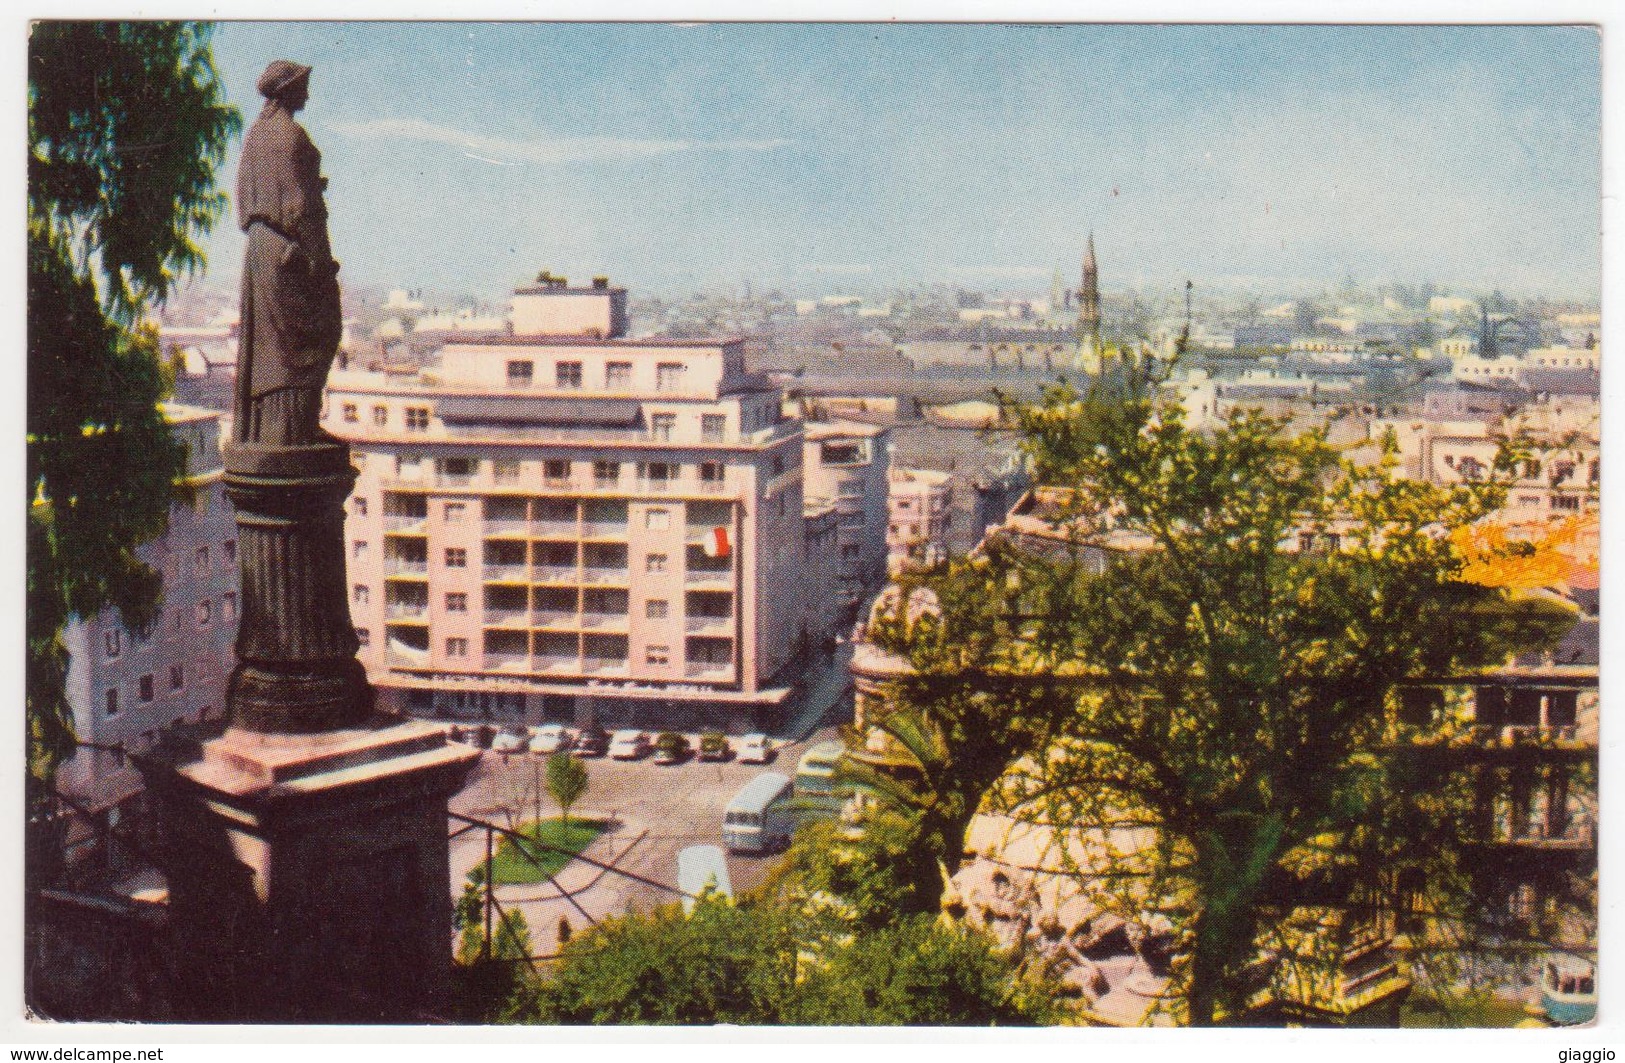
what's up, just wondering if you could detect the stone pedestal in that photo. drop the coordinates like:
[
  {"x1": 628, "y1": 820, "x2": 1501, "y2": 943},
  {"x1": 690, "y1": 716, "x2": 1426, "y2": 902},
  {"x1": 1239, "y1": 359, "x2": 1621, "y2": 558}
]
[{"x1": 137, "y1": 718, "x2": 479, "y2": 1023}]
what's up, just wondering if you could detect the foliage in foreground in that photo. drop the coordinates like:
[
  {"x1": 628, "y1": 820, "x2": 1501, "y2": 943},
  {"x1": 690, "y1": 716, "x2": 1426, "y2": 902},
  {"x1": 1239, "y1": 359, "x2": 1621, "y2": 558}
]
[
  {"x1": 504, "y1": 896, "x2": 1053, "y2": 1026},
  {"x1": 27, "y1": 21, "x2": 239, "y2": 782}
]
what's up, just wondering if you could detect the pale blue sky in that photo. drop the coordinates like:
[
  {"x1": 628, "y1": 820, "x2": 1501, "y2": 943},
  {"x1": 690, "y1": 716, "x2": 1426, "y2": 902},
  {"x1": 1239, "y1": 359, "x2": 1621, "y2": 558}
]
[{"x1": 201, "y1": 22, "x2": 1602, "y2": 301}]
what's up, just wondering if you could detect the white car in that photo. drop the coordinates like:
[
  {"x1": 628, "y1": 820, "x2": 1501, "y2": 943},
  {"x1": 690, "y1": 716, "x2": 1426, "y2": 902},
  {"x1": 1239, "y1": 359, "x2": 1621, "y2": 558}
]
[
  {"x1": 609, "y1": 729, "x2": 651, "y2": 760},
  {"x1": 490, "y1": 730, "x2": 527, "y2": 754},
  {"x1": 736, "y1": 733, "x2": 773, "y2": 764},
  {"x1": 529, "y1": 723, "x2": 573, "y2": 755}
]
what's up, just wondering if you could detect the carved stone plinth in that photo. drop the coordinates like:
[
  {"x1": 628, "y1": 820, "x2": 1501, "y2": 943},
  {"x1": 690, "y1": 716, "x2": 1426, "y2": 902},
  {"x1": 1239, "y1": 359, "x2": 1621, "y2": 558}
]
[
  {"x1": 136, "y1": 718, "x2": 479, "y2": 1023},
  {"x1": 223, "y1": 440, "x2": 369, "y2": 733}
]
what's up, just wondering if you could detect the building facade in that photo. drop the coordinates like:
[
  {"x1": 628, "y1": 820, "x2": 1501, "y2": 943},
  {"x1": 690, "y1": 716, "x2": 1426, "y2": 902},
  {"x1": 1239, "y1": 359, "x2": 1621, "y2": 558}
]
[
  {"x1": 802, "y1": 418, "x2": 892, "y2": 614},
  {"x1": 886, "y1": 466, "x2": 953, "y2": 573},
  {"x1": 327, "y1": 278, "x2": 825, "y2": 732},
  {"x1": 59, "y1": 405, "x2": 240, "y2": 783}
]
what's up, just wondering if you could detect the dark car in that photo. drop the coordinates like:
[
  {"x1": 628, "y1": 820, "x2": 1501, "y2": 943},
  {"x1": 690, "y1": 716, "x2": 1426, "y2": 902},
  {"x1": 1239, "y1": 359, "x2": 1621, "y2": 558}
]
[
  {"x1": 697, "y1": 731, "x2": 731, "y2": 762},
  {"x1": 573, "y1": 726, "x2": 610, "y2": 758}
]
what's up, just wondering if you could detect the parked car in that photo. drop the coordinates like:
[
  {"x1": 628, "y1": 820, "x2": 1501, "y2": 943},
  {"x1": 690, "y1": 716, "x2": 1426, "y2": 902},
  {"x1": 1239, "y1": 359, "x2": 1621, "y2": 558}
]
[
  {"x1": 529, "y1": 723, "x2": 573, "y2": 755},
  {"x1": 653, "y1": 732, "x2": 692, "y2": 765},
  {"x1": 609, "y1": 729, "x2": 651, "y2": 760},
  {"x1": 491, "y1": 728, "x2": 528, "y2": 754},
  {"x1": 573, "y1": 726, "x2": 610, "y2": 758},
  {"x1": 473, "y1": 724, "x2": 496, "y2": 750},
  {"x1": 697, "y1": 731, "x2": 731, "y2": 762},
  {"x1": 445, "y1": 724, "x2": 469, "y2": 744},
  {"x1": 736, "y1": 733, "x2": 773, "y2": 764}
]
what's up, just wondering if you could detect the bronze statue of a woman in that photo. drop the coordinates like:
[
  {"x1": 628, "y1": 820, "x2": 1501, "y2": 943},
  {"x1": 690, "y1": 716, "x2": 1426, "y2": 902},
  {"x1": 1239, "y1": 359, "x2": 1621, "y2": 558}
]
[{"x1": 234, "y1": 59, "x2": 342, "y2": 446}]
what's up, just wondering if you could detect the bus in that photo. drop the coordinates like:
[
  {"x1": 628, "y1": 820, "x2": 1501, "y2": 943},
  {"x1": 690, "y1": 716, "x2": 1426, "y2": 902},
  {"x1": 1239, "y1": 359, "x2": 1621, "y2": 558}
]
[
  {"x1": 795, "y1": 740, "x2": 846, "y2": 816},
  {"x1": 677, "y1": 845, "x2": 733, "y2": 914},
  {"x1": 722, "y1": 772, "x2": 794, "y2": 853}
]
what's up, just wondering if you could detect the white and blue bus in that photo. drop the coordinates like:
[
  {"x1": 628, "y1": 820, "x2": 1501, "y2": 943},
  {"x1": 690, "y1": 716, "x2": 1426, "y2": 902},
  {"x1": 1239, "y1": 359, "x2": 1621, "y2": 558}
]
[
  {"x1": 795, "y1": 740, "x2": 847, "y2": 816},
  {"x1": 722, "y1": 772, "x2": 794, "y2": 853}
]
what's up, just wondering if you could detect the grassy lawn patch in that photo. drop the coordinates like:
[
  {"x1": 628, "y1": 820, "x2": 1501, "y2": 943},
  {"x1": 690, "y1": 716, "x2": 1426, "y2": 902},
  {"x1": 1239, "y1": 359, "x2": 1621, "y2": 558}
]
[{"x1": 483, "y1": 818, "x2": 608, "y2": 886}]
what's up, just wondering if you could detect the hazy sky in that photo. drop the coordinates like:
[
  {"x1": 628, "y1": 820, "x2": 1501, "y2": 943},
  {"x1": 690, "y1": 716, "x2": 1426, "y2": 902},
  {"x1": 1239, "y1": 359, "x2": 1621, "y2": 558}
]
[{"x1": 200, "y1": 22, "x2": 1601, "y2": 303}]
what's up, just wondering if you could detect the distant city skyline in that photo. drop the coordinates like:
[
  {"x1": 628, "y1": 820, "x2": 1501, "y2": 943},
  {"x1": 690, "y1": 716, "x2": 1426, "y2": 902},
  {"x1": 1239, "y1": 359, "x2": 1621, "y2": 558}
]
[{"x1": 198, "y1": 23, "x2": 1601, "y2": 304}]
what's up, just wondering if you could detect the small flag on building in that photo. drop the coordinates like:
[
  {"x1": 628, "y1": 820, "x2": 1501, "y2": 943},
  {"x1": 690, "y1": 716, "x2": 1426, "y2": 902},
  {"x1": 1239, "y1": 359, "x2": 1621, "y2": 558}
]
[{"x1": 705, "y1": 526, "x2": 730, "y2": 559}]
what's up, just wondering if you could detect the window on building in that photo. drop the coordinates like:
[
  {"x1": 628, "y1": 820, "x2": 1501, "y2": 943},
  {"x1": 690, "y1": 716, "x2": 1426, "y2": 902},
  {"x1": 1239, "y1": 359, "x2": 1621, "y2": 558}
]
[
  {"x1": 353, "y1": 540, "x2": 368, "y2": 560},
  {"x1": 556, "y1": 361, "x2": 584, "y2": 389},
  {"x1": 699, "y1": 461, "x2": 724, "y2": 484},
  {"x1": 221, "y1": 592, "x2": 237, "y2": 623},
  {"x1": 493, "y1": 459, "x2": 521, "y2": 483},
  {"x1": 649, "y1": 413, "x2": 676, "y2": 441},
  {"x1": 105, "y1": 688, "x2": 120, "y2": 717},
  {"x1": 444, "y1": 502, "x2": 467, "y2": 523},
  {"x1": 646, "y1": 509, "x2": 671, "y2": 531},
  {"x1": 223, "y1": 539, "x2": 237, "y2": 564},
  {"x1": 701, "y1": 414, "x2": 726, "y2": 442},
  {"x1": 445, "y1": 548, "x2": 467, "y2": 568},
  {"x1": 646, "y1": 645, "x2": 670, "y2": 666},
  {"x1": 342, "y1": 403, "x2": 358, "y2": 423},
  {"x1": 170, "y1": 664, "x2": 185, "y2": 692},
  {"x1": 356, "y1": 628, "x2": 370, "y2": 648},
  {"x1": 772, "y1": 455, "x2": 786, "y2": 476},
  {"x1": 137, "y1": 674, "x2": 154, "y2": 703},
  {"x1": 354, "y1": 585, "x2": 370, "y2": 605},
  {"x1": 404, "y1": 407, "x2": 430, "y2": 432},
  {"x1": 646, "y1": 552, "x2": 668, "y2": 573},
  {"x1": 841, "y1": 544, "x2": 861, "y2": 559},
  {"x1": 655, "y1": 362, "x2": 685, "y2": 391},
  {"x1": 1553, "y1": 495, "x2": 1581, "y2": 511},
  {"x1": 445, "y1": 592, "x2": 467, "y2": 612},
  {"x1": 642, "y1": 461, "x2": 676, "y2": 485},
  {"x1": 593, "y1": 460, "x2": 620, "y2": 485},
  {"x1": 105, "y1": 629, "x2": 122, "y2": 659},
  {"x1": 195, "y1": 545, "x2": 210, "y2": 573},
  {"x1": 646, "y1": 599, "x2": 668, "y2": 619},
  {"x1": 544, "y1": 459, "x2": 571, "y2": 482},
  {"x1": 446, "y1": 637, "x2": 469, "y2": 658},
  {"x1": 373, "y1": 405, "x2": 388, "y2": 427},
  {"x1": 507, "y1": 360, "x2": 534, "y2": 386},
  {"x1": 196, "y1": 601, "x2": 211, "y2": 626},
  {"x1": 606, "y1": 361, "x2": 632, "y2": 390}
]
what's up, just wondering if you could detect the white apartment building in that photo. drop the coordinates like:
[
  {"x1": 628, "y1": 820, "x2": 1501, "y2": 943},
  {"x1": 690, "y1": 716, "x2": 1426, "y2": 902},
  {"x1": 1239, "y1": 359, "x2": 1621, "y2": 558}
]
[
  {"x1": 327, "y1": 277, "x2": 825, "y2": 733},
  {"x1": 887, "y1": 466, "x2": 953, "y2": 573},
  {"x1": 58, "y1": 405, "x2": 240, "y2": 804},
  {"x1": 802, "y1": 419, "x2": 891, "y2": 614}
]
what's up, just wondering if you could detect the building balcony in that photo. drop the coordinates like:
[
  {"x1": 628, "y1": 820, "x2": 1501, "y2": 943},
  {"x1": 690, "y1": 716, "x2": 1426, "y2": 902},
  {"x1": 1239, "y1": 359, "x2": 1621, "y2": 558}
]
[
  {"x1": 536, "y1": 655, "x2": 580, "y2": 674},
  {"x1": 685, "y1": 568, "x2": 732, "y2": 587},
  {"x1": 581, "y1": 566, "x2": 630, "y2": 585},
  {"x1": 685, "y1": 615, "x2": 732, "y2": 635},
  {"x1": 532, "y1": 520, "x2": 577, "y2": 537},
  {"x1": 580, "y1": 612, "x2": 630, "y2": 632},
  {"x1": 483, "y1": 564, "x2": 529, "y2": 582},
  {"x1": 581, "y1": 522, "x2": 630, "y2": 539},
  {"x1": 482, "y1": 520, "x2": 529, "y2": 537},
  {"x1": 637, "y1": 478, "x2": 675, "y2": 494},
  {"x1": 385, "y1": 559, "x2": 428, "y2": 577},
  {"x1": 384, "y1": 515, "x2": 427, "y2": 534},
  {"x1": 684, "y1": 663, "x2": 735, "y2": 681},
  {"x1": 531, "y1": 610, "x2": 578, "y2": 629},
  {"x1": 582, "y1": 657, "x2": 631, "y2": 677},
  {"x1": 386, "y1": 603, "x2": 428, "y2": 620},
  {"x1": 483, "y1": 653, "x2": 530, "y2": 672},
  {"x1": 483, "y1": 609, "x2": 529, "y2": 627},
  {"x1": 436, "y1": 473, "x2": 476, "y2": 488},
  {"x1": 698, "y1": 479, "x2": 728, "y2": 493},
  {"x1": 533, "y1": 565, "x2": 580, "y2": 585}
]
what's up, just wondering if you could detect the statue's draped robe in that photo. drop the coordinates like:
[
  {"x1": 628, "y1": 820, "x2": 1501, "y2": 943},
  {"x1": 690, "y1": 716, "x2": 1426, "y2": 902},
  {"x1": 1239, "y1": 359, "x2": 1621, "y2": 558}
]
[{"x1": 235, "y1": 102, "x2": 341, "y2": 445}]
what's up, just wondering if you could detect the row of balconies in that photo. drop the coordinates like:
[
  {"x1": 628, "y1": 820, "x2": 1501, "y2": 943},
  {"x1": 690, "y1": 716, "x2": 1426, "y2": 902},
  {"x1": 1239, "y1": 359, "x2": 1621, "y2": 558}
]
[
  {"x1": 382, "y1": 559, "x2": 734, "y2": 586},
  {"x1": 379, "y1": 473, "x2": 740, "y2": 497},
  {"x1": 393, "y1": 651, "x2": 736, "y2": 681}
]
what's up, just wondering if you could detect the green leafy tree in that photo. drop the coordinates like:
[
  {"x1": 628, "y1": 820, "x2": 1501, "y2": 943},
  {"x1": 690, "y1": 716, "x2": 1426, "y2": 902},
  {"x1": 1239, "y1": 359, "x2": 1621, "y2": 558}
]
[
  {"x1": 873, "y1": 353, "x2": 1572, "y2": 1025},
  {"x1": 546, "y1": 751, "x2": 589, "y2": 832},
  {"x1": 768, "y1": 808, "x2": 937, "y2": 929},
  {"x1": 507, "y1": 894, "x2": 1049, "y2": 1026},
  {"x1": 27, "y1": 22, "x2": 239, "y2": 782}
]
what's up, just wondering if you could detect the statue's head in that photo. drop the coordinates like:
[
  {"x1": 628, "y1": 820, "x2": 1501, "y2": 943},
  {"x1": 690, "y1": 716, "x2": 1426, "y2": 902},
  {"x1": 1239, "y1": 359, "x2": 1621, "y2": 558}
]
[{"x1": 257, "y1": 60, "x2": 312, "y2": 112}]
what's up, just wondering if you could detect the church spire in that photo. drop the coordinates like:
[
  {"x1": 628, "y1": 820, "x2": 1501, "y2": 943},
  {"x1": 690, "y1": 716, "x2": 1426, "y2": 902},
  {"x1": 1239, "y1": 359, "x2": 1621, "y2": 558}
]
[{"x1": 1076, "y1": 232, "x2": 1102, "y2": 371}]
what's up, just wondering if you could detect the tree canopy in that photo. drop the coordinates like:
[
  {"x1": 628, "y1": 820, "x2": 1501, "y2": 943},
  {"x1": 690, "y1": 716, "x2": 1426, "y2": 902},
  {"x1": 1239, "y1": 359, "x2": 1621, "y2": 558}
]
[
  {"x1": 27, "y1": 22, "x2": 239, "y2": 778},
  {"x1": 866, "y1": 353, "x2": 1574, "y2": 1025}
]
